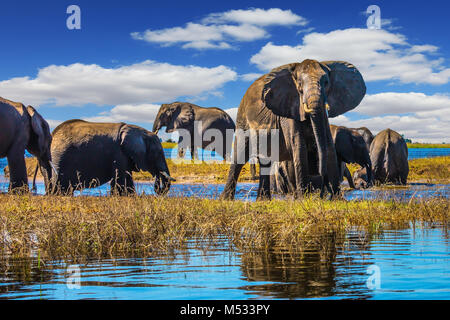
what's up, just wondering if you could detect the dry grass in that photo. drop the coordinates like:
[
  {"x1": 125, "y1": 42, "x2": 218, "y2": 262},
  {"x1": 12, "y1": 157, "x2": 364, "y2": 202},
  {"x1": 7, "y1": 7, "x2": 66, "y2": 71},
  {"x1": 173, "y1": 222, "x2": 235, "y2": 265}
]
[
  {"x1": 407, "y1": 143, "x2": 450, "y2": 148},
  {"x1": 0, "y1": 194, "x2": 447, "y2": 262}
]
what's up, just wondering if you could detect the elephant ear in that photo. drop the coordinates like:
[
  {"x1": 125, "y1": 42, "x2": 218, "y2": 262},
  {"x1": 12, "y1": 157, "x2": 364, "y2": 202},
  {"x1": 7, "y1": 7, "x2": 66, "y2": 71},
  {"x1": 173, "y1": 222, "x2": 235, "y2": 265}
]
[
  {"x1": 173, "y1": 104, "x2": 194, "y2": 130},
  {"x1": 26, "y1": 106, "x2": 51, "y2": 156},
  {"x1": 320, "y1": 61, "x2": 366, "y2": 118},
  {"x1": 262, "y1": 63, "x2": 304, "y2": 121},
  {"x1": 120, "y1": 125, "x2": 149, "y2": 172}
]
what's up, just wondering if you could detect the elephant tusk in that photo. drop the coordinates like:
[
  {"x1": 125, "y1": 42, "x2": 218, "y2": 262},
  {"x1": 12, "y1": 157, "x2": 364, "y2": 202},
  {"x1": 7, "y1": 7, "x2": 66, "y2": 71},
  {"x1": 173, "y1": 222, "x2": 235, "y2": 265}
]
[
  {"x1": 160, "y1": 171, "x2": 176, "y2": 182},
  {"x1": 303, "y1": 102, "x2": 314, "y2": 113},
  {"x1": 154, "y1": 129, "x2": 159, "y2": 134}
]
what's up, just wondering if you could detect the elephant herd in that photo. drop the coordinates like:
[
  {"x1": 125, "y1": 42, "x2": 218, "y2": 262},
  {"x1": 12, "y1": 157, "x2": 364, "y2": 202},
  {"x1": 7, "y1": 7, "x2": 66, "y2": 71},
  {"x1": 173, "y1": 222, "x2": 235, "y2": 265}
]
[{"x1": 0, "y1": 59, "x2": 409, "y2": 200}]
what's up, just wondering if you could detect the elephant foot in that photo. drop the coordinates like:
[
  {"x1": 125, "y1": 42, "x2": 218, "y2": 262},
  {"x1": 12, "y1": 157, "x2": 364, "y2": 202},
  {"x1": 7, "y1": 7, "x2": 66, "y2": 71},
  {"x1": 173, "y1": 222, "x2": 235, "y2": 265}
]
[{"x1": 220, "y1": 190, "x2": 235, "y2": 201}]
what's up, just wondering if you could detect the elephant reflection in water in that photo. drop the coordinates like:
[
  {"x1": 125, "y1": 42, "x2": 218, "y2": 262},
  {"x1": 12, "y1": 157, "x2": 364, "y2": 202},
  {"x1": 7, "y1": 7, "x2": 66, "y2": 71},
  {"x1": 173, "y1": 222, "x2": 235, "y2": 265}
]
[{"x1": 238, "y1": 233, "x2": 375, "y2": 299}]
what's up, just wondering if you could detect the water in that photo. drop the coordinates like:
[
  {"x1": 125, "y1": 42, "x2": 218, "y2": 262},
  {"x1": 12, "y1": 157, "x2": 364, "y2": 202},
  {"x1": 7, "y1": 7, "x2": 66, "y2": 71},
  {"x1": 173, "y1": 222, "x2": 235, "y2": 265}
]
[
  {"x1": 0, "y1": 226, "x2": 448, "y2": 300},
  {"x1": 1, "y1": 148, "x2": 449, "y2": 175}
]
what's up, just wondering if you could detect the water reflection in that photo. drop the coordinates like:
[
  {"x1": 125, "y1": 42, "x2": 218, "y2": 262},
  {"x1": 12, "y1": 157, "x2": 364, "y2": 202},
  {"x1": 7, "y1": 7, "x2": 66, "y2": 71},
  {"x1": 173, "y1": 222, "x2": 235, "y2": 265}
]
[{"x1": 1, "y1": 226, "x2": 448, "y2": 299}]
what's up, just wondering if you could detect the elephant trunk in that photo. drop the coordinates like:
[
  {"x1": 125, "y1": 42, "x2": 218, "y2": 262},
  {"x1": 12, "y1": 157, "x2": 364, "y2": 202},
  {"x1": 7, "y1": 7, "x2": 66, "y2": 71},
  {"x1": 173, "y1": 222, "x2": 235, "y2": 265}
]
[
  {"x1": 153, "y1": 160, "x2": 174, "y2": 195},
  {"x1": 365, "y1": 157, "x2": 373, "y2": 188},
  {"x1": 306, "y1": 94, "x2": 329, "y2": 194},
  {"x1": 36, "y1": 157, "x2": 54, "y2": 194}
]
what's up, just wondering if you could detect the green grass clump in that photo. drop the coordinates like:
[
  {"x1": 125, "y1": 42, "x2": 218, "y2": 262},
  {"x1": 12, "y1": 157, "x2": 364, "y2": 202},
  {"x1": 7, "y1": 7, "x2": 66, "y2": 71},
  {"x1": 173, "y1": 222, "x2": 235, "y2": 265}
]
[{"x1": 0, "y1": 194, "x2": 447, "y2": 262}]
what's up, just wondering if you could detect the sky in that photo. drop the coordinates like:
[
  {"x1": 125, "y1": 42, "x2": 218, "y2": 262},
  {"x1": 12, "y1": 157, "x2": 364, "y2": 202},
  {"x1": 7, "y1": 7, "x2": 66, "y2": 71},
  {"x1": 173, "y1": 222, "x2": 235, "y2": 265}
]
[{"x1": 0, "y1": 0, "x2": 449, "y2": 142}]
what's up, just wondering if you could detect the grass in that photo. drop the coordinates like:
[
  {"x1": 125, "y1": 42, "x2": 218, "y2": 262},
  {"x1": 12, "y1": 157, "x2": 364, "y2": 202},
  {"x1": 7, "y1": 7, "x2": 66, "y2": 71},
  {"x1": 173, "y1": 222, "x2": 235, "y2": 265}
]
[
  {"x1": 161, "y1": 142, "x2": 177, "y2": 149},
  {"x1": 11, "y1": 156, "x2": 450, "y2": 184},
  {"x1": 407, "y1": 143, "x2": 450, "y2": 148},
  {"x1": 0, "y1": 194, "x2": 447, "y2": 262}
]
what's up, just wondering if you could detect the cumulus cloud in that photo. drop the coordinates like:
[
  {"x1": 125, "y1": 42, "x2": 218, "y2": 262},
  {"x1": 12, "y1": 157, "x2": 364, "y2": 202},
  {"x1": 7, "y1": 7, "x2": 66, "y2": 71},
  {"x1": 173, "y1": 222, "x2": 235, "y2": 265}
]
[
  {"x1": 202, "y1": 8, "x2": 308, "y2": 26},
  {"x1": 240, "y1": 73, "x2": 263, "y2": 82},
  {"x1": 83, "y1": 104, "x2": 162, "y2": 123},
  {"x1": 331, "y1": 92, "x2": 450, "y2": 143},
  {"x1": 132, "y1": 8, "x2": 307, "y2": 50},
  {"x1": 250, "y1": 28, "x2": 450, "y2": 85},
  {"x1": 0, "y1": 60, "x2": 237, "y2": 107}
]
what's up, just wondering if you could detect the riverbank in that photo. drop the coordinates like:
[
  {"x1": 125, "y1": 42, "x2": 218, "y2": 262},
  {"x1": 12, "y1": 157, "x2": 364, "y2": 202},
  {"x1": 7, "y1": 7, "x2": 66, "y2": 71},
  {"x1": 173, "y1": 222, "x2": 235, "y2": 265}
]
[
  {"x1": 0, "y1": 194, "x2": 447, "y2": 262},
  {"x1": 9, "y1": 156, "x2": 450, "y2": 184}
]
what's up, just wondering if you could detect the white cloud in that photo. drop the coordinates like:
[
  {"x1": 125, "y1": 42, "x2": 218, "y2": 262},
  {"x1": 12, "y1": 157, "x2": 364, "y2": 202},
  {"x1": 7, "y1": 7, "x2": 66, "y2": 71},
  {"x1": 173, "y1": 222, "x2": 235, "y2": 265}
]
[
  {"x1": 202, "y1": 8, "x2": 308, "y2": 26},
  {"x1": 83, "y1": 104, "x2": 161, "y2": 123},
  {"x1": 224, "y1": 107, "x2": 238, "y2": 123},
  {"x1": 240, "y1": 73, "x2": 263, "y2": 82},
  {"x1": 331, "y1": 92, "x2": 450, "y2": 143},
  {"x1": 250, "y1": 28, "x2": 450, "y2": 85},
  {"x1": 0, "y1": 60, "x2": 237, "y2": 107},
  {"x1": 355, "y1": 92, "x2": 450, "y2": 118},
  {"x1": 132, "y1": 8, "x2": 307, "y2": 50}
]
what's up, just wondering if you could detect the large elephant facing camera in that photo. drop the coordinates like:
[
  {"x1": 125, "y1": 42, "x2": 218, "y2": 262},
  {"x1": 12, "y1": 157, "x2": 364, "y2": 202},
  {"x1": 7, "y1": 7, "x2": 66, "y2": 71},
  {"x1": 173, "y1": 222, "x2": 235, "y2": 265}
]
[
  {"x1": 152, "y1": 102, "x2": 236, "y2": 161},
  {"x1": 49, "y1": 120, "x2": 174, "y2": 195},
  {"x1": 222, "y1": 59, "x2": 366, "y2": 200},
  {"x1": 0, "y1": 97, "x2": 53, "y2": 192}
]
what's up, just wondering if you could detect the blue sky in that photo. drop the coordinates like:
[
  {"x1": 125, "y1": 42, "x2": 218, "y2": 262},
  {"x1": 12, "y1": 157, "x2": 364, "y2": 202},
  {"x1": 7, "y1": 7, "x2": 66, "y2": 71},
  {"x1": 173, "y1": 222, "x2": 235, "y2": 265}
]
[{"x1": 0, "y1": 0, "x2": 449, "y2": 142}]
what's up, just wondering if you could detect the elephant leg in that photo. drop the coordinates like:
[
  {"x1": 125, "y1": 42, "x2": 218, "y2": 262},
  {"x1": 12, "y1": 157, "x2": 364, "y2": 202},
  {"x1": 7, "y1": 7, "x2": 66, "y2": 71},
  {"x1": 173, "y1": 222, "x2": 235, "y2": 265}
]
[
  {"x1": 111, "y1": 170, "x2": 135, "y2": 196},
  {"x1": 287, "y1": 122, "x2": 308, "y2": 197},
  {"x1": 6, "y1": 144, "x2": 28, "y2": 193},
  {"x1": 221, "y1": 133, "x2": 250, "y2": 200},
  {"x1": 250, "y1": 161, "x2": 257, "y2": 180},
  {"x1": 256, "y1": 159, "x2": 272, "y2": 200}
]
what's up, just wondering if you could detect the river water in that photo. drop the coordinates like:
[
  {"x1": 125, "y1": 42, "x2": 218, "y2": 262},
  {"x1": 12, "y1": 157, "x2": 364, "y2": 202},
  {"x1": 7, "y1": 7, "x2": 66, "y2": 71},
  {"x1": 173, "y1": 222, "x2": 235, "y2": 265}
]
[
  {"x1": 0, "y1": 150, "x2": 449, "y2": 300},
  {"x1": 0, "y1": 226, "x2": 448, "y2": 300}
]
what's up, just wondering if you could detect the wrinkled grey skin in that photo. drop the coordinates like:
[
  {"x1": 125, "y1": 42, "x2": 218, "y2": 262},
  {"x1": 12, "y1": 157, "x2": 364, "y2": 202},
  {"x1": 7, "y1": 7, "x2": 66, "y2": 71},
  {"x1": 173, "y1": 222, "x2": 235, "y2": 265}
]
[
  {"x1": 330, "y1": 125, "x2": 372, "y2": 189},
  {"x1": 153, "y1": 102, "x2": 236, "y2": 161},
  {"x1": 351, "y1": 127, "x2": 374, "y2": 151},
  {"x1": 221, "y1": 59, "x2": 366, "y2": 200},
  {"x1": 49, "y1": 120, "x2": 173, "y2": 195},
  {"x1": 353, "y1": 128, "x2": 408, "y2": 187},
  {"x1": 0, "y1": 97, "x2": 53, "y2": 193},
  {"x1": 271, "y1": 125, "x2": 372, "y2": 193}
]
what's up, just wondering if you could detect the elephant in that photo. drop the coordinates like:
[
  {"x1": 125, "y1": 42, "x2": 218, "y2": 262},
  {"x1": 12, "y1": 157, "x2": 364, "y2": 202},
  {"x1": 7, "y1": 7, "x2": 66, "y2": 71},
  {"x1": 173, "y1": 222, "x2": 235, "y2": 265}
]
[
  {"x1": 353, "y1": 128, "x2": 408, "y2": 187},
  {"x1": 0, "y1": 97, "x2": 53, "y2": 192},
  {"x1": 351, "y1": 127, "x2": 374, "y2": 151},
  {"x1": 152, "y1": 102, "x2": 236, "y2": 161},
  {"x1": 221, "y1": 59, "x2": 366, "y2": 200},
  {"x1": 330, "y1": 125, "x2": 372, "y2": 189},
  {"x1": 49, "y1": 120, "x2": 174, "y2": 195},
  {"x1": 153, "y1": 101, "x2": 257, "y2": 178},
  {"x1": 270, "y1": 124, "x2": 372, "y2": 193}
]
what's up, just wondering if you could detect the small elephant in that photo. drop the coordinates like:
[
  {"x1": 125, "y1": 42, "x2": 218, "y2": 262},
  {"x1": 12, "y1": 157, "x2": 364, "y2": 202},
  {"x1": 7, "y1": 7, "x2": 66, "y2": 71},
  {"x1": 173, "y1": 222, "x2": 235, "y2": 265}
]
[
  {"x1": 0, "y1": 97, "x2": 53, "y2": 192},
  {"x1": 222, "y1": 59, "x2": 366, "y2": 200},
  {"x1": 49, "y1": 120, "x2": 174, "y2": 195},
  {"x1": 351, "y1": 127, "x2": 374, "y2": 151},
  {"x1": 330, "y1": 125, "x2": 372, "y2": 189},
  {"x1": 353, "y1": 128, "x2": 408, "y2": 187},
  {"x1": 271, "y1": 124, "x2": 372, "y2": 193},
  {"x1": 153, "y1": 102, "x2": 235, "y2": 161}
]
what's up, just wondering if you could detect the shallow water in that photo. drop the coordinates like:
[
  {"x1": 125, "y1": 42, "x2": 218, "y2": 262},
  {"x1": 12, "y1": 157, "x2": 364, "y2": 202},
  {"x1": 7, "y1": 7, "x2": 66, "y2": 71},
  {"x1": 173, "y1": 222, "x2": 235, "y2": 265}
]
[
  {"x1": 0, "y1": 226, "x2": 448, "y2": 300},
  {"x1": 1, "y1": 177, "x2": 448, "y2": 202}
]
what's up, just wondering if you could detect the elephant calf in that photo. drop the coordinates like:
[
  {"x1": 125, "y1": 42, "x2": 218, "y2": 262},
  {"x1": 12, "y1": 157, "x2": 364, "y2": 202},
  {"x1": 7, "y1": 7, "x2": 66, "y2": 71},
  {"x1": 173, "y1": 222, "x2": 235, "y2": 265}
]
[
  {"x1": 353, "y1": 128, "x2": 408, "y2": 187},
  {"x1": 0, "y1": 97, "x2": 53, "y2": 193},
  {"x1": 50, "y1": 120, "x2": 174, "y2": 195},
  {"x1": 330, "y1": 125, "x2": 372, "y2": 189}
]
